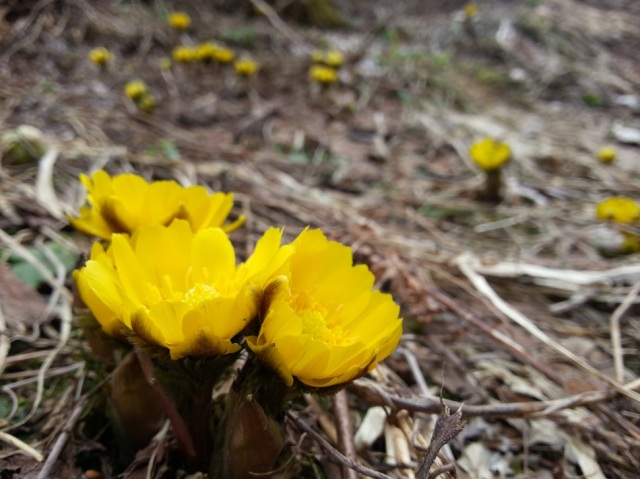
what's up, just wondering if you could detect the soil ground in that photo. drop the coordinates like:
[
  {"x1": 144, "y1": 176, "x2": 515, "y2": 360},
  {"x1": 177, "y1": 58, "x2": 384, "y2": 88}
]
[{"x1": 1, "y1": 0, "x2": 640, "y2": 478}]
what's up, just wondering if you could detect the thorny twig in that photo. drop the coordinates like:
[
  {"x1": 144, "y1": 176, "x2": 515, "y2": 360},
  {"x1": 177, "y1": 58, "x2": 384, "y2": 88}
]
[{"x1": 416, "y1": 403, "x2": 465, "y2": 479}]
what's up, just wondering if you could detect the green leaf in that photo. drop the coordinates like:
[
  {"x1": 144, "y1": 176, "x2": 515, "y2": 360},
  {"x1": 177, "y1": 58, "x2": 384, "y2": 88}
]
[{"x1": 8, "y1": 242, "x2": 78, "y2": 288}]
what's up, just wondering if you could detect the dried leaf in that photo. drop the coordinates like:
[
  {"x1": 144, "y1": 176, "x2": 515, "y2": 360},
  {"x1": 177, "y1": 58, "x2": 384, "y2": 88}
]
[{"x1": 0, "y1": 262, "x2": 49, "y2": 332}]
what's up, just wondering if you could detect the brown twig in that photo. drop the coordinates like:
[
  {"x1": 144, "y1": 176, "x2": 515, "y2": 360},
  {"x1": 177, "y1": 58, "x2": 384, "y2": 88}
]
[
  {"x1": 349, "y1": 379, "x2": 620, "y2": 418},
  {"x1": 248, "y1": 0, "x2": 312, "y2": 52},
  {"x1": 430, "y1": 284, "x2": 563, "y2": 383},
  {"x1": 609, "y1": 280, "x2": 640, "y2": 383},
  {"x1": 333, "y1": 390, "x2": 358, "y2": 479},
  {"x1": 37, "y1": 397, "x2": 87, "y2": 479},
  {"x1": 286, "y1": 411, "x2": 394, "y2": 479}
]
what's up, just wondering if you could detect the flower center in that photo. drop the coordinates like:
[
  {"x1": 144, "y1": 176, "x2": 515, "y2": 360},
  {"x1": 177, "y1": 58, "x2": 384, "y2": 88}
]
[
  {"x1": 183, "y1": 283, "x2": 220, "y2": 306},
  {"x1": 292, "y1": 291, "x2": 353, "y2": 346}
]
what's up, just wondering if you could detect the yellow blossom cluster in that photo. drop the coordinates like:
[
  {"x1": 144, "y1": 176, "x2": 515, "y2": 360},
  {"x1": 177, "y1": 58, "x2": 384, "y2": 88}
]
[
  {"x1": 311, "y1": 49, "x2": 344, "y2": 68},
  {"x1": 596, "y1": 196, "x2": 640, "y2": 224},
  {"x1": 70, "y1": 171, "x2": 402, "y2": 388},
  {"x1": 124, "y1": 80, "x2": 156, "y2": 112},
  {"x1": 309, "y1": 65, "x2": 339, "y2": 85},
  {"x1": 308, "y1": 48, "x2": 343, "y2": 85},
  {"x1": 596, "y1": 196, "x2": 640, "y2": 253},
  {"x1": 170, "y1": 41, "x2": 258, "y2": 77},
  {"x1": 86, "y1": 9, "x2": 262, "y2": 116}
]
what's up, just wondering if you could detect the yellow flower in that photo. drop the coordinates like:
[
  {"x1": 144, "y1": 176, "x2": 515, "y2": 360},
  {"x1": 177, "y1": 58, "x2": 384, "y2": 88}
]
[
  {"x1": 596, "y1": 196, "x2": 640, "y2": 224},
  {"x1": 68, "y1": 170, "x2": 245, "y2": 239},
  {"x1": 74, "y1": 221, "x2": 292, "y2": 359},
  {"x1": 213, "y1": 47, "x2": 235, "y2": 64},
  {"x1": 311, "y1": 49, "x2": 343, "y2": 68},
  {"x1": 196, "y1": 42, "x2": 219, "y2": 62},
  {"x1": 309, "y1": 65, "x2": 338, "y2": 85},
  {"x1": 172, "y1": 45, "x2": 197, "y2": 63},
  {"x1": 597, "y1": 146, "x2": 617, "y2": 163},
  {"x1": 124, "y1": 80, "x2": 148, "y2": 101},
  {"x1": 138, "y1": 95, "x2": 156, "y2": 113},
  {"x1": 622, "y1": 232, "x2": 640, "y2": 254},
  {"x1": 247, "y1": 229, "x2": 403, "y2": 388},
  {"x1": 168, "y1": 11, "x2": 191, "y2": 31},
  {"x1": 234, "y1": 58, "x2": 258, "y2": 76},
  {"x1": 469, "y1": 137, "x2": 511, "y2": 172},
  {"x1": 89, "y1": 47, "x2": 113, "y2": 66},
  {"x1": 324, "y1": 49, "x2": 343, "y2": 68},
  {"x1": 463, "y1": 3, "x2": 478, "y2": 18}
]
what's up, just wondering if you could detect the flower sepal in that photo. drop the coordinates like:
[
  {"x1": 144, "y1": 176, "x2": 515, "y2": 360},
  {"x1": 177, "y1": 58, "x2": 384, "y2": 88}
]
[{"x1": 220, "y1": 358, "x2": 289, "y2": 479}]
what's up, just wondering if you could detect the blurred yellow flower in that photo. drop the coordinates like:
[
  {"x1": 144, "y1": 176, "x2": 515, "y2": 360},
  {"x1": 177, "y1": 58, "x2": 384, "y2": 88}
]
[
  {"x1": 234, "y1": 58, "x2": 258, "y2": 76},
  {"x1": 89, "y1": 47, "x2": 113, "y2": 66},
  {"x1": 469, "y1": 138, "x2": 511, "y2": 172},
  {"x1": 168, "y1": 11, "x2": 191, "y2": 31},
  {"x1": 213, "y1": 47, "x2": 235, "y2": 64},
  {"x1": 172, "y1": 45, "x2": 197, "y2": 63},
  {"x1": 597, "y1": 146, "x2": 617, "y2": 164},
  {"x1": 196, "y1": 42, "x2": 219, "y2": 62},
  {"x1": 596, "y1": 196, "x2": 640, "y2": 224},
  {"x1": 311, "y1": 49, "x2": 343, "y2": 68},
  {"x1": 124, "y1": 80, "x2": 148, "y2": 101},
  {"x1": 622, "y1": 232, "x2": 640, "y2": 253},
  {"x1": 138, "y1": 95, "x2": 156, "y2": 113},
  {"x1": 309, "y1": 65, "x2": 338, "y2": 85},
  {"x1": 68, "y1": 170, "x2": 244, "y2": 239},
  {"x1": 247, "y1": 229, "x2": 402, "y2": 388},
  {"x1": 74, "y1": 221, "x2": 292, "y2": 359},
  {"x1": 463, "y1": 3, "x2": 478, "y2": 18},
  {"x1": 324, "y1": 49, "x2": 343, "y2": 68}
]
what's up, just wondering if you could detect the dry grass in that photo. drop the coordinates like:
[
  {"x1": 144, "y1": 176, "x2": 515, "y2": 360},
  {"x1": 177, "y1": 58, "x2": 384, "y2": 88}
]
[{"x1": 1, "y1": 0, "x2": 640, "y2": 477}]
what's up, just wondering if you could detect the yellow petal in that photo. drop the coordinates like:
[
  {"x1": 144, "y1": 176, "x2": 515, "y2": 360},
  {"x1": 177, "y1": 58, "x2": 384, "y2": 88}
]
[
  {"x1": 240, "y1": 228, "x2": 293, "y2": 286},
  {"x1": 187, "y1": 296, "x2": 254, "y2": 339},
  {"x1": 173, "y1": 303, "x2": 244, "y2": 359},
  {"x1": 67, "y1": 207, "x2": 114, "y2": 240},
  {"x1": 146, "y1": 301, "x2": 190, "y2": 345},
  {"x1": 246, "y1": 337, "x2": 294, "y2": 386},
  {"x1": 133, "y1": 220, "x2": 194, "y2": 293},
  {"x1": 190, "y1": 227, "x2": 236, "y2": 285},
  {"x1": 130, "y1": 306, "x2": 168, "y2": 348},
  {"x1": 110, "y1": 233, "x2": 149, "y2": 305},
  {"x1": 290, "y1": 229, "x2": 352, "y2": 291},
  {"x1": 283, "y1": 335, "x2": 331, "y2": 379},
  {"x1": 181, "y1": 187, "x2": 234, "y2": 230},
  {"x1": 312, "y1": 264, "x2": 374, "y2": 314},
  {"x1": 74, "y1": 268, "x2": 122, "y2": 337},
  {"x1": 261, "y1": 300, "x2": 303, "y2": 342}
]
